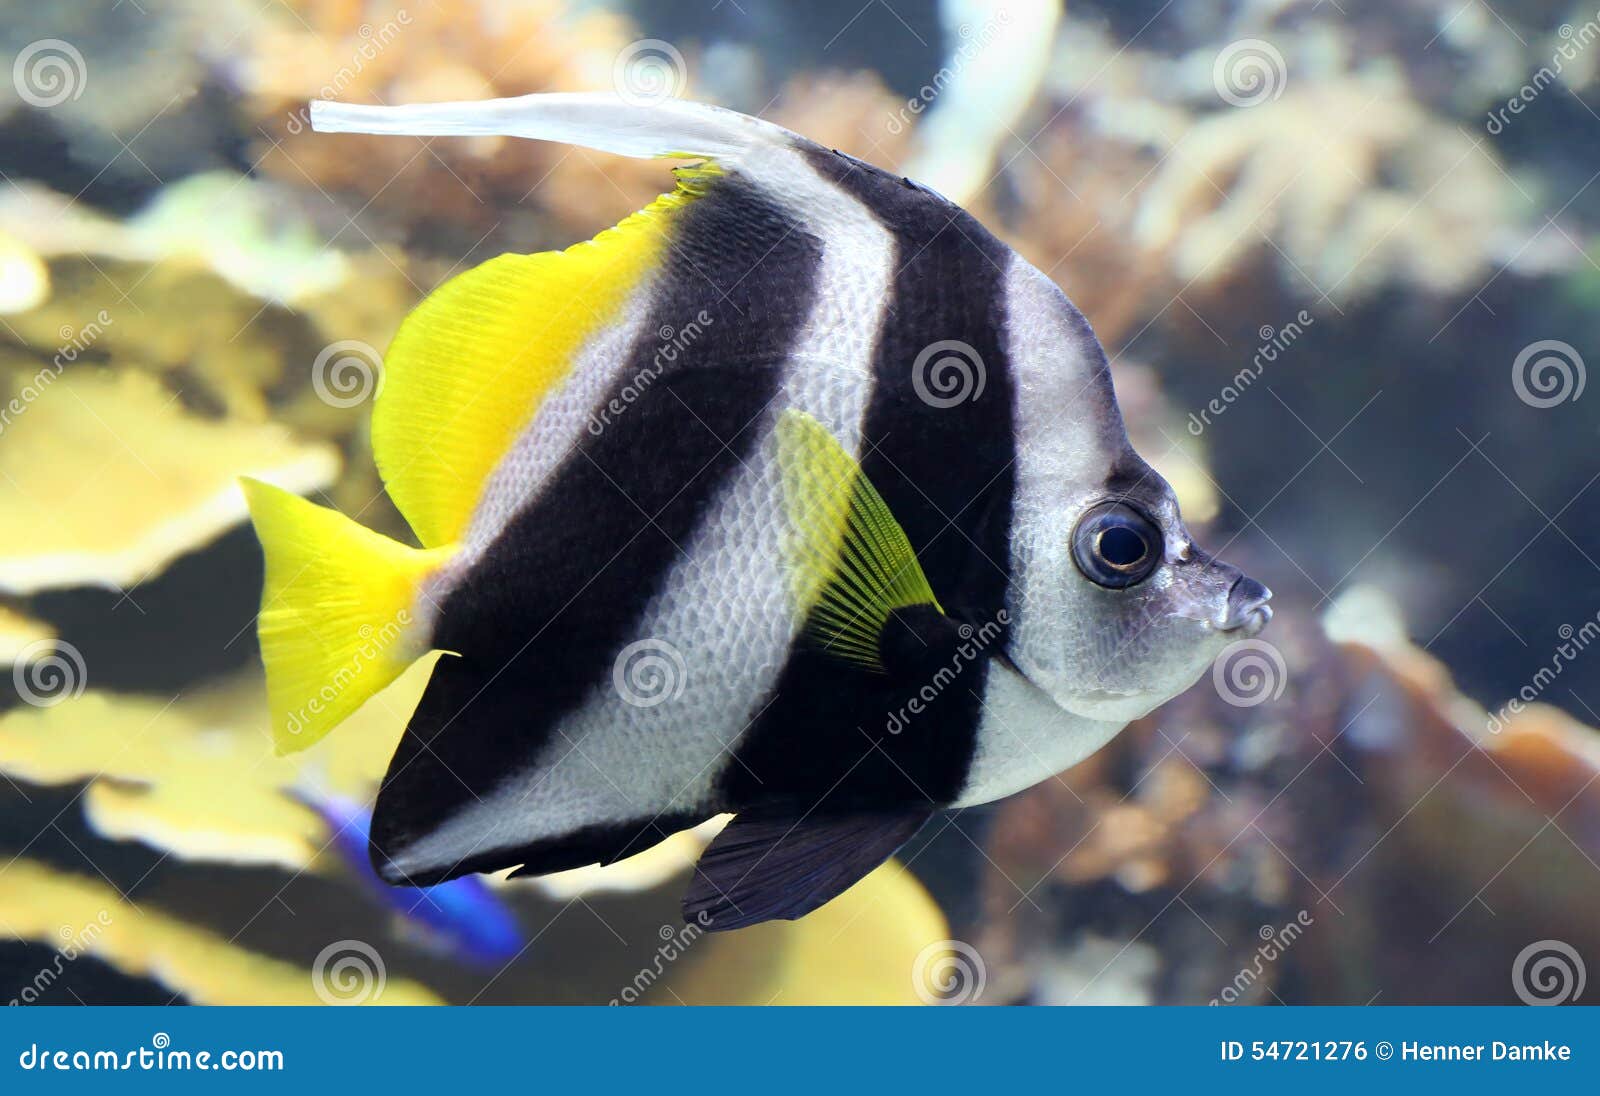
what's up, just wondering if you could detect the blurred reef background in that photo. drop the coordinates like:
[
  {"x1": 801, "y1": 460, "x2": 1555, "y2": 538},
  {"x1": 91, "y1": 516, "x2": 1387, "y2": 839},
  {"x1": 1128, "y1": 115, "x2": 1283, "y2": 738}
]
[{"x1": 1, "y1": 0, "x2": 1598, "y2": 1005}]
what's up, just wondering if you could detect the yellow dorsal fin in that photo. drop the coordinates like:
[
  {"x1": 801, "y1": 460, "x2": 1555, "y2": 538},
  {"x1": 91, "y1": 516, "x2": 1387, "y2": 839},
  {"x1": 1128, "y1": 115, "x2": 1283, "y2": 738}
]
[
  {"x1": 374, "y1": 165, "x2": 719, "y2": 548},
  {"x1": 775, "y1": 410, "x2": 942, "y2": 671}
]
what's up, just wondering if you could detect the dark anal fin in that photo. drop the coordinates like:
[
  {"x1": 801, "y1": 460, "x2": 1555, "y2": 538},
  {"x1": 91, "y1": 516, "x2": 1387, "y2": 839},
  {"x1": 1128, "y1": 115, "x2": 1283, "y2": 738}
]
[{"x1": 684, "y1": 808, "x2": 932, "y2": 931}]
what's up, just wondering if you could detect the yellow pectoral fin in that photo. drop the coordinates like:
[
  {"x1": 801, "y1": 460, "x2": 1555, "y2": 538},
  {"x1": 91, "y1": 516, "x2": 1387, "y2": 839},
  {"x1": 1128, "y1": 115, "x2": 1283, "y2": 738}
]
[
  {"x1": 373, "y1": 165, "x2": 720, "y2": 549},
  {"x1": 774, "y1": 410, "x2": 942, "y2": 671},
  {"x1": 241, "y1": 478, "x2": 453, "y2": 753}
]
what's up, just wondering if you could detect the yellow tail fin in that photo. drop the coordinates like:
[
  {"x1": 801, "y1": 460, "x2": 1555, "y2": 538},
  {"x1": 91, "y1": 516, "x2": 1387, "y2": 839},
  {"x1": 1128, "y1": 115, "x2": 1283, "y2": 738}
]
[{"x1": 241, "y1": 478, "x2": 454, "y2": 754}]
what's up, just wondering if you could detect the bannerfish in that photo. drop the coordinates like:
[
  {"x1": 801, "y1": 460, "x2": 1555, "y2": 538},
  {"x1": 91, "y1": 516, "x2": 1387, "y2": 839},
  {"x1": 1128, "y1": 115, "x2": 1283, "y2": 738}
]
[{"x1": 243, "y1": 93, "x2": 1272, "y2": 931}]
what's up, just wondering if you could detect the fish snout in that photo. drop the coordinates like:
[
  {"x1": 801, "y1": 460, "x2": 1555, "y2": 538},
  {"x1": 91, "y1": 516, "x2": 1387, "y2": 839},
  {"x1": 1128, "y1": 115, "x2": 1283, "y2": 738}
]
[{"x1": 1217, "y1": 574, "x2": 1273, "y2": 636}]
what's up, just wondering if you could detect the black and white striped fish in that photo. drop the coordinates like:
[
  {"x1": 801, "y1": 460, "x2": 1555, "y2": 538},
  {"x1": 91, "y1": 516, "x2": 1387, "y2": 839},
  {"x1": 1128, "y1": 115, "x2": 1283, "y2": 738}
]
[{"x1": 243, "y1": 94, "x2": 1272, "y2": 931}]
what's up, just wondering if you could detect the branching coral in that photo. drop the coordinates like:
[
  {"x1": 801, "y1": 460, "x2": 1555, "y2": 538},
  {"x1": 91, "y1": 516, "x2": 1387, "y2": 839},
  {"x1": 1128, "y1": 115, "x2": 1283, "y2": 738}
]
[
  {"x1": 1028, "y1": 12, "x2": 1539, "y2": 308},
  {"x1": 236, "y1": 0, "x2": 669, "y2": 247},
  {"x1": 1132, "y1": 64, "x2": 1536, "y2": 303},
  {"x1": 0, "y1": 369, "x2": 338, "y2": 592}
]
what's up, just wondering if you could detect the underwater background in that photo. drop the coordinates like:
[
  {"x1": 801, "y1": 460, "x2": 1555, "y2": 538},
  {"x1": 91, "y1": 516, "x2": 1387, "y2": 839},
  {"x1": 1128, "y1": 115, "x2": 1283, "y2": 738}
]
[{"x1": 0, "y1": 0, "x2": 1597, "y2": 1005}]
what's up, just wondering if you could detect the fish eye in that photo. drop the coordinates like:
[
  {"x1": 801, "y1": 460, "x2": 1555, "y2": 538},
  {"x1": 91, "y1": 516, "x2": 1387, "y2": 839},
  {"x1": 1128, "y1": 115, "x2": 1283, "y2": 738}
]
[{"x1": 1071, "y1": 502, "x2": 1162, "y2": 589}]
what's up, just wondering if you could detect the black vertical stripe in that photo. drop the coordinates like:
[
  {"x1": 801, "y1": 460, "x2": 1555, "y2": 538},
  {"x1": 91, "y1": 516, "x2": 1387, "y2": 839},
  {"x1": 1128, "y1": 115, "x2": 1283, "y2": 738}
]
[
  {"x1": 719, "y1": 150, "x2": 1018, "y2": 813},
  {"x1": 372, "y1": 176, "x2": 823, "y2": 879}
]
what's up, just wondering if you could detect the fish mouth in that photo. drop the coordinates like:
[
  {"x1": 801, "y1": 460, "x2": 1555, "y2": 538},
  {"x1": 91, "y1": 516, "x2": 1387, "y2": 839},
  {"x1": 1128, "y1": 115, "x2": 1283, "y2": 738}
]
[{"x1": 1214, "y1": 575, "x2": 1273, "y2": 637}]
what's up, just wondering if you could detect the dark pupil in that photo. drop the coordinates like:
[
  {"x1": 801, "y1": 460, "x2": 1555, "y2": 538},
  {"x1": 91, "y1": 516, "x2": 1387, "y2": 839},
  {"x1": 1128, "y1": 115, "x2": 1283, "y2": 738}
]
[{"x1": 1099, "y1": 524, "x2": 1147, "y2": 567}]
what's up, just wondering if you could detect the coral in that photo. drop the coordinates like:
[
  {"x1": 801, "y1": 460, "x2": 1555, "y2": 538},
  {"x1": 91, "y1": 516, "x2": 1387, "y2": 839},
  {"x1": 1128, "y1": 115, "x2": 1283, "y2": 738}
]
[
  {"x1": 672, "y1": 860, "x2": 953, "y2": 1005},
  {"x1": 530, "y1": 817, "x2": 727, "y2": 900},
  {"x1": 978, "y1": 587, "x2": 1600, "y2": 1004},
  {"x1": 1027, "y1": 13, "x2": 1539, "y2": 309},
  {"x1": 0, "y1": 231, "x2": 47, "y2": 313},
  {"x1": 1132, "y1": 65, "x2": 1534, "y2": 303},
  {"x1": 0, "y1": 603, "x2": 53, "y2": 664},
  {"x1": 0, "y1": 369, "x2": 338, "y2": 593},
  {"x1": 0, "y1": 859, "x2": 442, "y2": 1005},
  {"x1": 0, "y1": 662, "x2": 423, "y2": 869},
  {"x1": 235, "y1": 0, "x2": 668, "y2": 248},
  {"x1": 766, "y1": 72, "x2": 915, "y2": 170}
]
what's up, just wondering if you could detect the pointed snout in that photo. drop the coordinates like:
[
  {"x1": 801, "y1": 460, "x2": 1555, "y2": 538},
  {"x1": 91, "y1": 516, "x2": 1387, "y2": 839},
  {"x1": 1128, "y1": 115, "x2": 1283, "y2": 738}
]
[{"x1": 1218, "y1": 574, "x2": 1273, "y2": 636}]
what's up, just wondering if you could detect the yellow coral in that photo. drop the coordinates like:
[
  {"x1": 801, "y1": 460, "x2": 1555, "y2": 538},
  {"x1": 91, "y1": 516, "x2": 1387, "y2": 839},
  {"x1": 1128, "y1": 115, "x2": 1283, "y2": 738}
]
[
  {"x1": 0, "y1": 660, "x2": 434, "y2": 870},
  {"x1": 672, "y1": 860, "x2": 954, "y2": 1005},
  {"x1": 0, "y1": 859, "x2": 440, "y2": 1005},
  {"x1": 0, "y1": 369, "x2": 338, "y2": 593}
]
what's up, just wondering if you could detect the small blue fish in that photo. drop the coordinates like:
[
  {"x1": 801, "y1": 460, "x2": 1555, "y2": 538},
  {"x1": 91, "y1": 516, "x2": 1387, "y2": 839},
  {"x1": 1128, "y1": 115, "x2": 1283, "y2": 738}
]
[{"x1": 303, "y1": 791, "x2": 523, "y2": 966}]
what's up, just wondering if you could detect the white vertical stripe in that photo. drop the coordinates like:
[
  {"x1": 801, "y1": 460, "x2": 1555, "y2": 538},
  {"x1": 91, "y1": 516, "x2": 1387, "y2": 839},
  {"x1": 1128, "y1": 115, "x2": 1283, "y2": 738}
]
[
  {"x1": 957, "y1": 661, "x2": 1125, "y2": 806},
  {"x1": 954, "y1": 256, "x2": 1130, "y2": 805},
  {"x1": 997, "y1": 255, "x2": 1124, "y2": 702}
]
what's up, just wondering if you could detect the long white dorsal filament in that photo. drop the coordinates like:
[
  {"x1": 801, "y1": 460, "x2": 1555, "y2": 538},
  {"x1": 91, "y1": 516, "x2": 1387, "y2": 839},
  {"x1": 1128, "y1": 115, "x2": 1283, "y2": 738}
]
[{"x1": 309, "y1": 92, "x2": 787, "y2": 163}]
